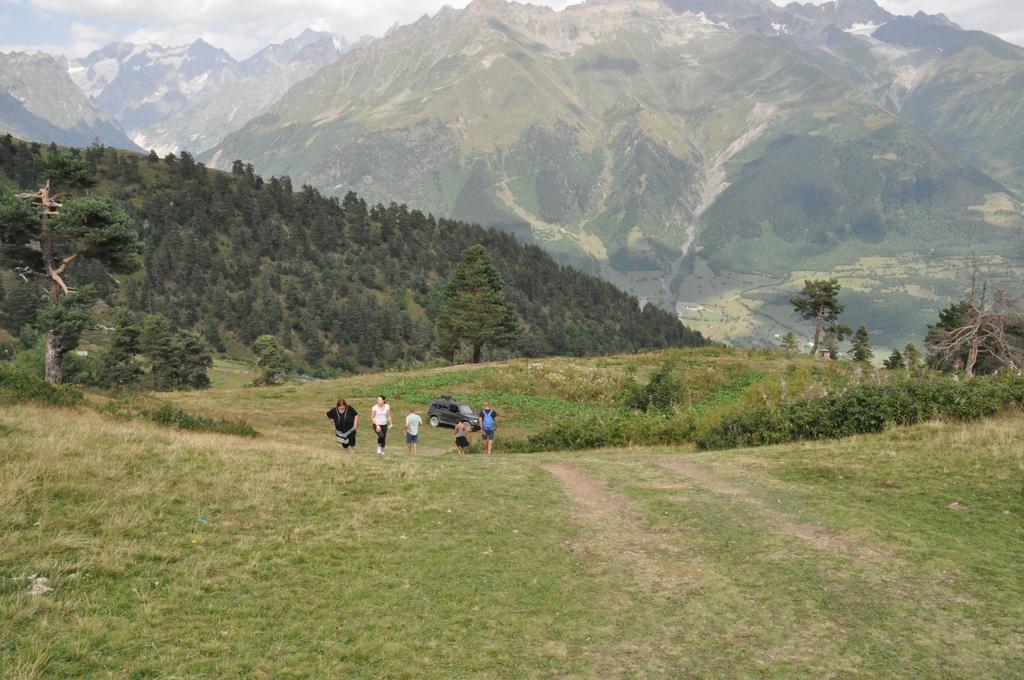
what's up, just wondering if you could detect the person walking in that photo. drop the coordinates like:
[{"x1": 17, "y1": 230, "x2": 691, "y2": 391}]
[
  {"x1": 479, "y1": 401, "x2": 498, "y2": 453},
  {"x1": 454, "y1": 420, "x2": 470, "y2": 455},
  {"x1": 326, "y1": 399, "x2": 358, "y2": 450},
  {"x1": 371, "y1": 395, "x2": 393, "y2": 455},
  {"x1": 405, "y1": 407, "x2": 422, "y2": 454}
]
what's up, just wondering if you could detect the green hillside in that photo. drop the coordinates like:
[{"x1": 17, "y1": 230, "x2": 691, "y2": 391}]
[
  {"x1": 203, "y1": 0, "x2": 1024, "y2": 348},
  {"x1": 0, "y1": 136, "x2": 704, "y2": 374}
]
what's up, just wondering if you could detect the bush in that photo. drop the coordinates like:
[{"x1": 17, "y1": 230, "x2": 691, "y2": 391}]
[
  {"x1": 101, "y1": 397, "x2": 258, "y2": 437},
  {"x1": 0, "y1": 365, "x2": 83, "y2": 407},
  {"x1": 695, "y1": 374, "x2": 1024, "y2": 450},
  {"x1": 621, "y1": 360, "x2": 682, "y2": 412},
  {"x1": 8, "y1": 337, "x2": 101, "y2": 386},
  {"x1": 505, "y1": 411, "x2": 695, "y2": 453}
]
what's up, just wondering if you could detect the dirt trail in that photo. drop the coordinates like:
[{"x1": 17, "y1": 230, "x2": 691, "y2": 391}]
[
  {"x1": 659, "y1": 460, "x2": 887, "y2": 563},
  {"x1": 539, "y1": 463, "x2": 692, "y2": 584},
  {"x1": 540, "y1": 462, "x2": 632, "y2": 515}
]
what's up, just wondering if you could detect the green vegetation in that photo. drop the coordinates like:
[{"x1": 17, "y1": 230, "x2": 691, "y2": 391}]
[
  {"x1": 100, "y1": 396, "x2": 258, "y2": 438},
  {"x1": 0, "y1": 364, "x2": 82, "y2": 407},
  {"x1": 137, "y1": 313, "x2": 213, "y2": 390},
  {"x1": 0, "y1": 150, "x2": 141, "y2": 383},
  {"x1": 0, "y1": 136, "x2": 704, "y2": 379},
  {"x1": 2, "y1": 351, "x2": 1023, "y2": 676},
  {"x1": 437, "y1": 244, "x2": 519, "y2": 363},
  {"x1": 696, "y1": 373, "x2": 1024, "y2": 450},
  {"x1": 252, "y1": 334, "x2": 293, "y2": 386},
  {"x1": 851, "y1": 325, "x2": 873, "y2": 362},
  {"x1": 621, "y1": 359, "x2": 681, "y2": 412},
  {"x1": 198, "y1": 2, "x2": 1024, "y2": 350},
  {"x1": 791, "y1": 278, "x2": 849, "y2": 356}
]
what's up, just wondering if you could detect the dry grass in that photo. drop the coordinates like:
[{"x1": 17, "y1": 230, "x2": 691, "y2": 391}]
[{"x1": 2, "y1": 367, "x2": 1023, "y2": 676}]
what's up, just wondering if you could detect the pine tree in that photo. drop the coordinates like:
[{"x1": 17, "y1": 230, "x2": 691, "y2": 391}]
[
  {"x1": 140, "y1": 314, "x2": 178, "y2": 390},
  {"x1": 883, "y1": 349, "x2": 904, "y2": 370},
  {"x1": 201, "y1": 315, "x2": 226, "y2": 353},
  {"x1": 851, "y1": 325, "x2": 873, "y2": 362},
  {"x1": 437, "y1": 245, "x2": 519, "y2": 363},
  {"x1": 791, "y1": 279, "x2": 849, "y2": 356},
  {"x1": 175, "y1": 330, "x2": 212, "y2": 389},
  {"x1": 903, "y1": 343, "x2": 921, "y2": 372},
  {"x1": 824, "y1": 330, "x2": 841, "y2": 361},
  {"x1": 36, "y1": 286, "x2": 97, "y2": 367},
  {"x1": 0, "y1": 155, "x2": 139, "y2": 383},
  {"x1": 98, "y1": 308, "x2": 142, "y2": 387},
  {"x1": 781, "y1": 331, "x2": 799, "y2": 353},
  {"x1": 925, "y1": 277, "x2": 1024, "y2": 378},
  {"x1": 253, "y1": 334, "x2": 293, "y2": 386},
  {"x1": 0, "y1": 281, "x2": 44, "y2": 332}
]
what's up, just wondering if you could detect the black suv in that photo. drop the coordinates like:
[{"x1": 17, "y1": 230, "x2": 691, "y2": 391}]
[{"x1": 427, "y1": 396, "x2": 480, "y2": 430}]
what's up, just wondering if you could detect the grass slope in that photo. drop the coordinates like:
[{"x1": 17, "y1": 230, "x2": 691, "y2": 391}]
[{"x1": 3, "y1": 354, "x2": 1024, "y2": 676}]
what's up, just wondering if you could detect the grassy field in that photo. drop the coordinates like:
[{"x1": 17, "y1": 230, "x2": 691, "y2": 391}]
[
  {"x1": 2, "y1": 354, "x2": 1024, "y2": 677},
  {"x1": 667, "y1": 254, "x2": 1024, "y2": 351}
]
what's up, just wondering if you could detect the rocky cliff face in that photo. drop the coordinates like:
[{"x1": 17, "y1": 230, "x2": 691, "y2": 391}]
[
  {"x1": 0, "y1": 51, "x2": 140, "y2": 151},
  {"x1": 67, "y1": 31, "x2": 349, "y2": 154}
]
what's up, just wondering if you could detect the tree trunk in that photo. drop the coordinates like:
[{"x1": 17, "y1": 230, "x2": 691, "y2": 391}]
[
  {"x1": 472, "y1": 343, "x2": 482, "y2": 364},
  {"x1": 45, "y1": 330, "x2": 63, "y2": 385},
  {"x1": 965, "y1": 340, "x2": 979, "y2": 380},
  {"x1": 39, "y1": 195, "x2": 64, "y2": 384},
  {"x1": 811, "y1": 308, "x2": 824, "y2": 356}
]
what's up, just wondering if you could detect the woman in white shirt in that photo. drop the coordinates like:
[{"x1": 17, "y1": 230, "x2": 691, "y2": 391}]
[{"x1": 371, "y1": 395, "x2": 393, "y2": 455}]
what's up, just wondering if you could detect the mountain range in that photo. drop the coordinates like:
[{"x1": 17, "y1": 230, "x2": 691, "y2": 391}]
[
  {"x1": 0, "y1": 29, "x2": 348, "y2": 157},
  {"x1": 200, "y1": 0, "x2": 1024, "y2": 347},
  {"x1": 0, "y1": 52, "x2": 139, "y2": 151},
  {"x1": 66, "y1": 29, "x2": 350, "y2": 154},
  {"x1": 2, "y1": 0, "x2": 1023, "y2": 348}
]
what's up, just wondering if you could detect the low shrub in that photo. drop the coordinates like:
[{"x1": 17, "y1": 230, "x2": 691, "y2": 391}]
[
  {"x1": 0, "y1": 365, "x2": 83, "y2": 407},
  {"x1": 695, "y1": 374, "x2": 1024, "y2": 450},
  {"x1": 621, "y1": 360, "x2": 682, "y2": 412},
  {"x1": 102, "y1": 397, "x2": 259, "y2": 438},
  {"x1": 505, "y1": 411, "x2": 695, "y2": 453}
]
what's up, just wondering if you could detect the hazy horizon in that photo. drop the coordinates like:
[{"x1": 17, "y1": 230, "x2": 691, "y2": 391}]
[{"x1": 0, "y1": 0, "x2": 1021, "y2": 61}]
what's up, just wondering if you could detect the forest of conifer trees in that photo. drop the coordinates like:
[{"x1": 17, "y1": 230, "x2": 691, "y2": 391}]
[{"x1": 0, "y1": 136, "x2": 705, "y2": 378}]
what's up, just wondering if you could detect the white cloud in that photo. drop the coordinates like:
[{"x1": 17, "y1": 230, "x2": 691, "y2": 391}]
[
  {"x1": 13, "y1": 0, "x2": 1024, "y2": 58},
  {"x1": 23, "y1": 1, "x2": 581, "y2": 57},
  {"x1": 121, "y1": 25, "x2": 264, "y2": 57},
  {"x1": 1, "y1": 21, "x2": 111, "y2": 57},
  {"x1": 776, "y1": 0, "x2": 1024, "y2": 46}
]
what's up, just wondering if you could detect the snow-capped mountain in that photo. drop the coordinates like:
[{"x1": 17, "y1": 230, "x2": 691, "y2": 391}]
[
  {"x1": 0, "y1": 51, "x2": 140, "y2": 151},
  {"x1": 67, "y1": 30, "x2": 349, "y2": 154},
  {"x1": 70, "y1": 39, "x2": 239, "y2": 134}
]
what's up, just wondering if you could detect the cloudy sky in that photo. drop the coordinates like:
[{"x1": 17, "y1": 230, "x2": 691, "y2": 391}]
[{"x1": 1, "y1": 0, "x2": 1022, "y2": 60}]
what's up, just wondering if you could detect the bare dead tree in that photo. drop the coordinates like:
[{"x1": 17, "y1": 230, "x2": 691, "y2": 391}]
[{"x1": 926, "y1": 271, "x2": 1024, "y2": 379}]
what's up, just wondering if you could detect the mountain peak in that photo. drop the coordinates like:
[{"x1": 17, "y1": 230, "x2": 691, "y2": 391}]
[
  {"x1": 912, "y1": 11, "x2": 960, "y2": 29},
  {"x1": 185, "y1": 38, "x2": 234, "y2": 62},
  {"x1": 782, "y1": 0, "x2": 890, "y2": 28}
]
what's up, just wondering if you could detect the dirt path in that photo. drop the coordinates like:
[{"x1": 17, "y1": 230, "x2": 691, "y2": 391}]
[
  {"x1": 540, "y1": 462, "x2": 632, "y2": 515},
  {"x1": 539, "y1": 462, "x2": 693, "y2": 586},
  {"x1": 659, "y1": 459, "x2": 887, "y2": 562}
]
